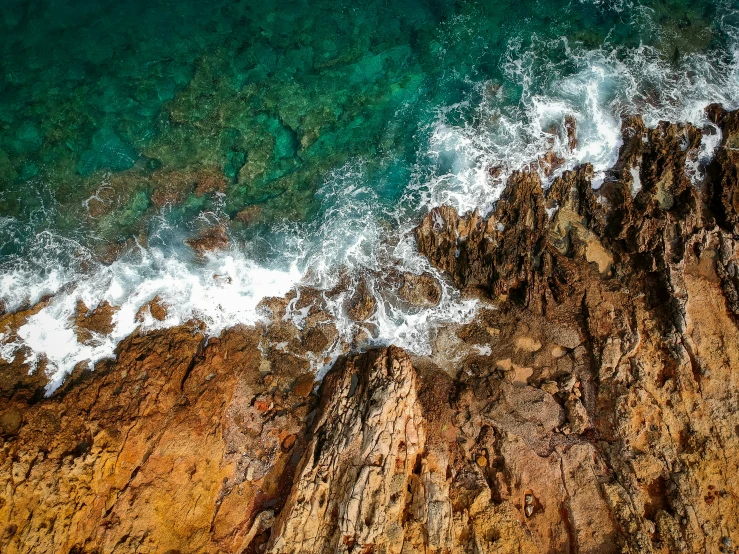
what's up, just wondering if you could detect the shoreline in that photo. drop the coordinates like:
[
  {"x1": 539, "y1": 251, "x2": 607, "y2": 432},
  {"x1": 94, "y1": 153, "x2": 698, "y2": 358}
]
[{"x1": 2, "y1": 104, "x2": 739, "y2": 552}]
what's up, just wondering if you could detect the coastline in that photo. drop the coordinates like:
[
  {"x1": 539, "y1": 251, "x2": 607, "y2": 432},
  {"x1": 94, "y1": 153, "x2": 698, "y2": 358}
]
[{"x1": 2, "y1": 104, "x2": 739, "y2": 552}]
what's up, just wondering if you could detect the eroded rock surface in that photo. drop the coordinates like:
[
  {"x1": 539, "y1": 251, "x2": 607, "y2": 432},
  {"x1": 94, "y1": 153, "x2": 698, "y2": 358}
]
[{"x1": 413, "y1": 105, "x2": 739, "y2": 553}]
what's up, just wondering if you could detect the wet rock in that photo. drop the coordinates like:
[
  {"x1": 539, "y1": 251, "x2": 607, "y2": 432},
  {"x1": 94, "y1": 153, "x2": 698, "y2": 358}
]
[
  {"x1": 185, "y1": 224, "x2": 230, "y2": 255},
  {"x1": 415, "y1": 170, "x2": 548, "y2": 303},
  {"x1": 135, "y1": 295, "x2": 168, "y2": 322},
  {"x1": 565, "y1": 114, "x2": 578, "y2": 151},
  {"x1": 0, "y1": 298, "x2": 54, "y2": 402},
  {"x1": 345, "y1": 278, "x2": 376, "y2": 321},
  {"x1": 396, "y1": 270, "x2": 443, "y2": 307},
  {"x1": 536, "y1": 150, "x2": 564, "y2": 177},
  {"x1": 75, "y1": 300, "x2": 118, "y2": 343},
  {"x1": 488, "y1": 165, "x2": 504, "y2": 179}
]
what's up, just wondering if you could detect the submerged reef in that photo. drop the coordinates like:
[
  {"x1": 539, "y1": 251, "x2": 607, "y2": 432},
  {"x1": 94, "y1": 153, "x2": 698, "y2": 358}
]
[{"x1": 2, "y1": 105, "x2": 739, "y2": 553}]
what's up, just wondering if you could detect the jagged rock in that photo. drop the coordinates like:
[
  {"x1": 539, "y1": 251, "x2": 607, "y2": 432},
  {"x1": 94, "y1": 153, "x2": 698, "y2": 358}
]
[
  {"x1": 565, "y1": 114, "x2": 578, "y2": 151},
  {"x1": 74, "y1": 300, "x2": 118, "y2": 343},
  {"x1": 396, "y1": 270, "x2": 443, "y2": 307},
  {"x1": 706, "y1": 104, "x2": 739, "y2": 235},
  {"x1": 267, "y1": 347, "x2": 427, "y2": 553},
  {"x1": 345, "y1": 277, "x2": 376, "y2": 321},
  {"x1": 135, "y1": 295, "x2": 168, "y2": 322},
  {"x1": 412, "y1": 104, "x2": 739, "y2": 553},
  {"x1": 0, "y1": 297, "x2": 53, "y2": 402},
  {"x1": 415, "y1": 170, "x2": 548, "y2": 303}
]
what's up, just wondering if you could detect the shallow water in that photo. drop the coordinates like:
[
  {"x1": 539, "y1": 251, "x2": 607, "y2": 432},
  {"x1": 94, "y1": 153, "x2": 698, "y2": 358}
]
[{"x1": 1, "y1": 0, "x2": 739, "y2": 391}]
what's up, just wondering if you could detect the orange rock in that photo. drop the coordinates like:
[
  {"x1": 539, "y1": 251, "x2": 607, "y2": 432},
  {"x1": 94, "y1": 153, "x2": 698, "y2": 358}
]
[
  {"x1": 135, "y1": 295, "x2": 168, "y2": 322},
  {"x1": 74, "y1": 300, "x2": 118, "y2": 343},
  {"x1": 291, "y1": 373, "x2": 315, "y2": 397},
  {"x1": 281, "y1": 434, "x2": 296, "y2": 450}
]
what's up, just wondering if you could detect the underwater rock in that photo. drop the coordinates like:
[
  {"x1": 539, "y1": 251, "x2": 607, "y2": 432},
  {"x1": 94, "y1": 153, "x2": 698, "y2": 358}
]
[
  {"x1": 185, "y1": 224, "x2": 230, "y2": 256},
  {"x1": 234, "y1": 204, "x2": 263, "y2": 226},
  {"x1": 151, "y1": 167, "x2": 227, "y2": 208}
]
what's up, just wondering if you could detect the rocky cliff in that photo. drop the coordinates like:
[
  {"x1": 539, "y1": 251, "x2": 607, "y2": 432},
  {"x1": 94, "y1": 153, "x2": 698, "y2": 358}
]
[{"x1": 2, "y1": 105, "x2": 739, "y2": 553}]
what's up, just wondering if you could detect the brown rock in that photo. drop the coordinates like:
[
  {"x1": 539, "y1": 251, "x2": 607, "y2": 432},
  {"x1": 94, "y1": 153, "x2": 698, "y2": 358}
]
[
  {"x1": 135, "y1": 295, "x2": 168, "y2": 322},
  {"x1": 0, "y1": 407, "x2": 22, "y2": 436},
  {"x1": 346, "y1": 278, "x2": 376, "y2": 321},
  {"x1": 281, "y1": 434, "x2": 297, "y2": 450},
  {"x1": 396, "y1": 271, "x2": 443, "y2": 307},
  {"x1": 186, "y1": 224, "x2": 230, "y2": 256},
  {"x1": 564, "y1": 114, "x2": 578, "y2": 151},
  {"x1": 74, "y1": 300, "x2": 118, "y2": 343},
  {"x1": 0, "y1": 324, "x2": 318, "y2": 554},
  {"x1": 291, "y1": 373, "x2": 315, "y2": 397},
  {"x1": 4, "y1": 106, "x2": 739, "y2": 554}
]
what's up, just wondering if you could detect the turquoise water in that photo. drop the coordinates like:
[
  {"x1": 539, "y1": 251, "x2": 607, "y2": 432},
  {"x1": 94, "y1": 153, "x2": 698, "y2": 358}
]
[{"x1": 1, "y1": 0, "x2": 739, "y2": 389}]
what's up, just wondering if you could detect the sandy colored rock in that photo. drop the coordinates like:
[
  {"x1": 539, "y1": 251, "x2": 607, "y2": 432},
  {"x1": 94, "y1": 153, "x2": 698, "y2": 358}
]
[
  {"x1": 515, "y1": 336, "x2": 542, "y2": 352},
  {"x1": 291, "y1": 373, "x2": 315, "y2": 397}
]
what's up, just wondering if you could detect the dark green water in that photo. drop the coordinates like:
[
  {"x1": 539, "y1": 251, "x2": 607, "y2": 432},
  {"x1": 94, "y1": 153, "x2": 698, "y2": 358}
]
[{"x1": 0, "y1": 0, "x2": 738, "y2": 389}]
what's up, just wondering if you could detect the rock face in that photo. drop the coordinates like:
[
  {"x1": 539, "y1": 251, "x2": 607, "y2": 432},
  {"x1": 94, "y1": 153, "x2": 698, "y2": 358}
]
[
  {"x1": 0, "y1": 325, "x2": 319, "y2": 554},
  {"x1": 1, "y1": 105, "x2": 739, "y2": 553},
  {"x1": 267, "y1": 347, "x2": 428, "y2": 553},
  {"x1": 413, "y1": 104, "x2": 739, "y2": 553}
]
